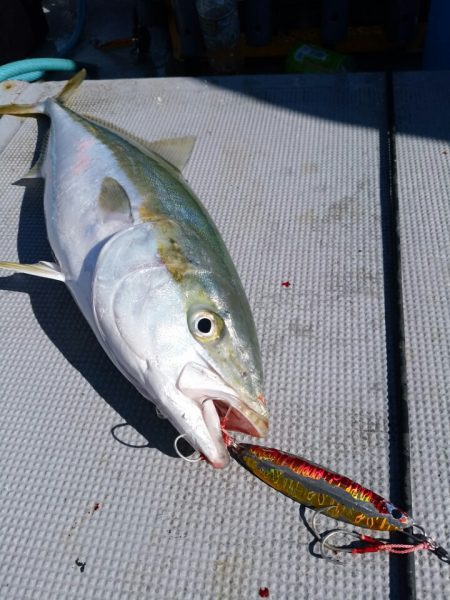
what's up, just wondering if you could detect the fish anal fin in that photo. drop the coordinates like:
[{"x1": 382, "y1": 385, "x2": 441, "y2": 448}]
[
  {"x1": 22, "y1": 163, "x2": 42, "y2": 179},
  {"x1": 16, "y1": 131, "x2": 48, "y2": 181},
  {"x1": 98, "y1": 177, "x2": 133, "y2": 224},
  {"x1": 21, "y1": 154, "x2": 45, "y2": 180},
  {"x1": 0, "y1": 261, "x2": 65, "y2": 281}
]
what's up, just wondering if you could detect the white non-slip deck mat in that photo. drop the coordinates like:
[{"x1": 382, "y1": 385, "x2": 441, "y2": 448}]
[
  {"x1": 0, "y1": 74, "x2": 391, "y2": 599},
  {"x1": 394, "y1": 72, "x2": 450, "y2": 599}
]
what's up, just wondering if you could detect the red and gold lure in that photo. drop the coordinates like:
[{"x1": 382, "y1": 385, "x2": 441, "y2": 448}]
[
  {"x1": 228, "y1": 443, "x2": 409, "y2": 531},
  {"x1": 227, "y1": 442, "x2": 450, "y2": 561}
]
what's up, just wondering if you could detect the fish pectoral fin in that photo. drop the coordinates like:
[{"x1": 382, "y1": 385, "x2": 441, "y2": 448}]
[
  {"x1": 98, "y1": 177, "x2": 133, "y2": 223},
  {"x1": 147, "y1": 137, "x2": 196, "y2": 171},
  {"x1": 0, "y1": 261, "x2": 65, "y2": 281}
]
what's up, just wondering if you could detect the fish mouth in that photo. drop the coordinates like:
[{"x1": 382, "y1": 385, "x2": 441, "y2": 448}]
[
  {"x1": 204, "y1": 397, "x2": 267, "y2": 438},
  {"x1": 177, "y1": 362, "x2": 268, "y2": 468}
]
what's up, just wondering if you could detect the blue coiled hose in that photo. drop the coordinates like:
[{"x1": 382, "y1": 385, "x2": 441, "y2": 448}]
[
  {"x1": 0, "y1": 58, "x2": 77, "y2": 82},
  {"x1": 0, "y1": 0, "x2": 86, "y2": 82}
]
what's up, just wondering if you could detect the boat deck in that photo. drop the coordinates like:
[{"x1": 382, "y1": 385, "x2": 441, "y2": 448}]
[{"x1": 0, "y1": 73, "x2": 448, "y2": 599}]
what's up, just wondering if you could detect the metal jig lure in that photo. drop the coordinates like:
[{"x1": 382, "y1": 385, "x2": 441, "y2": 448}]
[
  {"x1": 227, "y1": 442, "x2": 449, "y2": 563},
  {"x1": 173, "y1": 409, "x2": 448, "y2": 563}
]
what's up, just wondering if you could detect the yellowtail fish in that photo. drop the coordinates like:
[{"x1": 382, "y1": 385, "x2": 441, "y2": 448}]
[{"x1": 0, "y1": 71, "x2": 268, "y2": 467}]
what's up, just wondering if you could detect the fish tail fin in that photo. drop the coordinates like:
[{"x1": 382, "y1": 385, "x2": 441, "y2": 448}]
[
  {"x1": 0, "y1": 69, "x2": 86, "y2": 117},
  {"x1": 56, "y1": 68, "x2": 87, "y2": 104},
  {"x1": 0, "y1": 102, "x2": 45, "y2": 116}
]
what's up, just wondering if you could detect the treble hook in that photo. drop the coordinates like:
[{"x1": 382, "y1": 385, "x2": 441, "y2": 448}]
[
  {"x1": 310, "y1": 505, "x2": 339, "y2": 540},
  {"x1": 173, "y1": 433, "x2": 202, "y2": 463},
  {"x1": 319, "y1": 529, "x2": 364, "y2": 561},
  {"x1": 310, "y1": 506, "x2": 352, "y2": 562},
  {"x1": 310, "y1": 510, "x2": 450, "y2": 562}
]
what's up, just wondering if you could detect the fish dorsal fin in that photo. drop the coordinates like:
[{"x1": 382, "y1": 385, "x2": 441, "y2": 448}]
[
  {"x1": 98, "y1": 177, "x2": 132, "y2": 223},
  {"x1": 57, "y1": 69, "x2": 87, "y2": 105},
  {"x1": 147, "y1": 137, "x2": 196, "y2": 171},
  {"x1": 82, "y1": 112, "x2": 196, "y2": 171}
]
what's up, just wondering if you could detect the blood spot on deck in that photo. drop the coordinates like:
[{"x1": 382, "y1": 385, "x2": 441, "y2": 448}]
[
  {"x1": 281, "y1": 281, "x2": 291, "y2": 288},
  {"x1": 259, "y1": 587, "x2": 270, "y2": 598}
]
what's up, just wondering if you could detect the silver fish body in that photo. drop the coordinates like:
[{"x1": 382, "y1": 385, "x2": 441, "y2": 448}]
[{"x1": 0, "y1": 73, "x2": 268, "y2": 467}]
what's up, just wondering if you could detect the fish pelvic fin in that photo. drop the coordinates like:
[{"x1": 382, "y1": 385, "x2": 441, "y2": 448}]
[
  {"x1": 0, "y1": 69, "x2": 86, "y2": 118},
  {"x1": 0, "y1": 261, "x2": 65, "y2": 282},
  {"x1": 56, "y1": 69, "x2": 87, "y2": 105}
]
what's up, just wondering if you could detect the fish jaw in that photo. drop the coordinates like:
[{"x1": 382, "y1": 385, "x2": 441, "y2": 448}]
[
  {"x1": 157, "y1": 386, "x2": 231, "y2": 468},
  {"x1": 177, "y1": 361, "x2": 268, "y2": 466}
]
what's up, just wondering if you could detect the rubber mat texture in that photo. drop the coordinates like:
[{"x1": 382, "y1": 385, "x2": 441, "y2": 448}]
[
  {"x1": 394, "y1": 72, "x2": 450, "y2": 599},
  {"x1": 0, "y1": 74, "x2": 391, "y2": 599}
]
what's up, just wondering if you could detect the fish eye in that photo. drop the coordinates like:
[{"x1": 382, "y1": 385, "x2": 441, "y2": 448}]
[
  {"x1": 188, "y1": 308, "x2": 224, "y2": 342},
  {"x1": 386, "y1": 502, "x2": 407, "y2": 522},
  {"x1": 196, "y1": 317, "x2": 213, "y2": 334}
]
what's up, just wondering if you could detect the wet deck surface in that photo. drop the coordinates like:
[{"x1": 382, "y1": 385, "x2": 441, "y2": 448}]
[{"x1": 0, "y1": 73, "x2": 448, "y2": 599}]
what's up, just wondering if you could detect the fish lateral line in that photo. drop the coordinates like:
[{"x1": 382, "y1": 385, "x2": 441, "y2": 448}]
[{"x1": 75, "y1": 112, "x2": 197, "y2": 172}]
